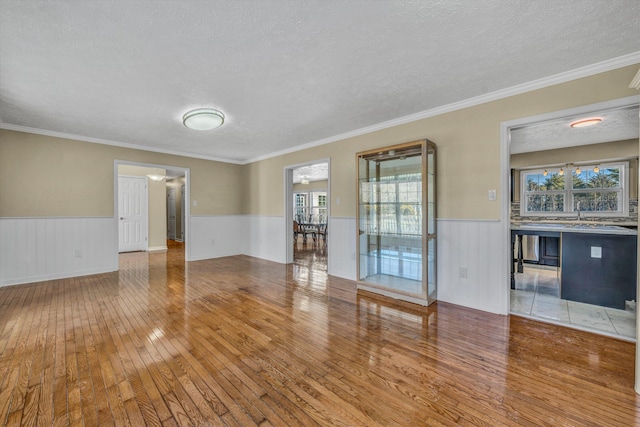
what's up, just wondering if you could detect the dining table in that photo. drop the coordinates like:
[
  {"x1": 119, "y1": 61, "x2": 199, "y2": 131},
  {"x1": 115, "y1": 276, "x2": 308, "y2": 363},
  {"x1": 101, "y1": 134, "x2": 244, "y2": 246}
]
[{"x1": 297, "y1": 222, "x2": 327, "y2": 243}]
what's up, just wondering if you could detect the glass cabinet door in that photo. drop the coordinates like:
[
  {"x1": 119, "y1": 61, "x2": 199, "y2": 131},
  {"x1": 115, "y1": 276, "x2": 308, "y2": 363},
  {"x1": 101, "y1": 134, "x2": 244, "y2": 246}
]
[
  {"x1": 356, "y1": 140, "x2": 436, "y2": 306},
  {"x1": 426, "y1": 142, "x2": 436, "y2": 302}
]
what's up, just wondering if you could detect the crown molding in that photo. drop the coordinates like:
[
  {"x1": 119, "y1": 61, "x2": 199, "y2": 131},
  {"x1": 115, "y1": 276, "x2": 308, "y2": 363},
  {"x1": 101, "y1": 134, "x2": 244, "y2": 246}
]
[
  {"x1": 245, "y1": 51, "x2": 640, "y2": 164},
  {"x1": 0, "y1": 123, "x2": 244, "y2": 165},
  {"x1": 630, "y1": 68, "x2": 640, "y2": 90},
  {"x1": 2, "y1": 52, "x2": 639, "y2": 166}
]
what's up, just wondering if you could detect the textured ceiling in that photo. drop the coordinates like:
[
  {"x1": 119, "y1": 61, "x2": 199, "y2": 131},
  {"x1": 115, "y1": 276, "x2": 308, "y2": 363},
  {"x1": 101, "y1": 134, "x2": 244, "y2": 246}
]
[
  {"x1": 1, "y1": 0, "x2": 639, "y2": 163},
  {"x1": 293, "y1": 163, "x2": 328, "y2": 184},
  {"x1": 510, "y1": 105, "x2": 640, "y2": 154}
]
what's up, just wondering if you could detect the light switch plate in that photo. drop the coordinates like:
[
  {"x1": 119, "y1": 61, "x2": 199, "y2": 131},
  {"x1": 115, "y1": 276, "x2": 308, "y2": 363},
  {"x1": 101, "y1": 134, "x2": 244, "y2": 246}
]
[
  {"x1": 591, "y1": 246, "x2": 602, "y2": 258},
  {"x1": 488, "y1": 190, "x2": 496, "y2": 201}
]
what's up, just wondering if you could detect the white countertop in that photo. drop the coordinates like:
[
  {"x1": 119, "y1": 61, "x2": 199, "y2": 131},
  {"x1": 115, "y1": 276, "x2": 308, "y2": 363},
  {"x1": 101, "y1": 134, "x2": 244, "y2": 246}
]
[{"x1": 512, "y1": 222, "x2": 637, "y2": 235}]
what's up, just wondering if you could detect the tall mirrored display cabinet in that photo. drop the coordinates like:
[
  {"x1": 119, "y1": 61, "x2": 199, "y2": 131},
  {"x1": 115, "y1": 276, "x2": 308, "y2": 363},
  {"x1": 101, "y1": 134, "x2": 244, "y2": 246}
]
[{"x1": 356, "y1": 139, "x2": 436, "y2": 306}]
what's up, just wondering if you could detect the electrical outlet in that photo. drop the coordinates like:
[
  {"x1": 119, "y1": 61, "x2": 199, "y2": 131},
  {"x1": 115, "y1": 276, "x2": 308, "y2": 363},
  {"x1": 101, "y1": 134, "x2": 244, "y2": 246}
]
[
  {"x1": 459, "y1": 267, "x2": 468, "y2": 278},
  {"x1": 211, "y1": 239, "x2": 215, "y2": 245},
  {"x1": 75, "y1": 250, "x2": 82, "y2": 258},
  {"x1": 488, "y1": 189, "x2": 497, "y2": 201}
]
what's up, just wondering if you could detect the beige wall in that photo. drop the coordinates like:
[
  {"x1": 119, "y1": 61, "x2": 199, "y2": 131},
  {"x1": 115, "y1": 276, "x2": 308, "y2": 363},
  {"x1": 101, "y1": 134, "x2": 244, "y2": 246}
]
[
  {"x1": 511, "y1": 139, "x2": 640, "y2": 201},
  {"x1": 0, "y1": 130, "x2": 244, "y2": 217},
  {"x1": 1, "y1": 65, "x2": 638, "y2": 221},
  {"x1": 243, "y1": 65, "x2": 640, "y2": 219},
  {"x1": 118, "y1": 165, "x2": 168, "y2": 249}
]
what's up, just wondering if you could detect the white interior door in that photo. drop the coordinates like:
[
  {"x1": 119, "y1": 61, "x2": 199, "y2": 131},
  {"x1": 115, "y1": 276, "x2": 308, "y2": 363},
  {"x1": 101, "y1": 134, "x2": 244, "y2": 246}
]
[
  {"x1": 118, "y1": 176, "x2": 148, "y2": 252},
  {"x1": 167, "y1": 187, "x2": 176, "y2": 240}
]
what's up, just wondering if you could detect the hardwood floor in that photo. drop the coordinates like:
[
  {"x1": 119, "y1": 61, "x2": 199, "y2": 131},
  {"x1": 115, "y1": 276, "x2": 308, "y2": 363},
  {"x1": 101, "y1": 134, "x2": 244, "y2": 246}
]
[
  {"x1": 1, "y1": 241, "x2": 639, "y2": 426},
  {"x1": 294, "y1": 237, "x2": 327, "y2": 271}
]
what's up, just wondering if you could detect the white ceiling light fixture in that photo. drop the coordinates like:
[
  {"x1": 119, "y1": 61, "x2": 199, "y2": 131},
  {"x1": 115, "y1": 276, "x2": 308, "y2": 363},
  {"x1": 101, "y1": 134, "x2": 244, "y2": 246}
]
[
  {"x1": 147, "y1": 168, "x2": 166, "y2": 182},
  {"x1": 569, "y1": 117, "x2": 602, "y2": 128},
  {"x1": 183, "y1": 108, "x2": 225, "y2": 130}
]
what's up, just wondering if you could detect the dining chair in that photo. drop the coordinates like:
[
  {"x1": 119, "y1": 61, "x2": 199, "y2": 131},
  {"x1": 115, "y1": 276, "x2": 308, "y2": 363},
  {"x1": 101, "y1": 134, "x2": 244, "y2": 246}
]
[
  {"x1": 293, "y1": 220, "x2": 301, "y2": 241},
  {"x1": 317, "y1": 222, "x2": 327, "y2": 245},
  {"x1": 300, "y1": 222, "x2": 317, "y2": 243}
]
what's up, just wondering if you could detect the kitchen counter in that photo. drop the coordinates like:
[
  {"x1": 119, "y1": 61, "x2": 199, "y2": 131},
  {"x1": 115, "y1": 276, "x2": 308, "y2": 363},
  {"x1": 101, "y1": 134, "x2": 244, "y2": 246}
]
[
  {"x1": 510, "y1": 222, "x2": 637, "y2": 309},
  {"x1": 512, "y1": 222, "x2": 637, "y2": 235}
]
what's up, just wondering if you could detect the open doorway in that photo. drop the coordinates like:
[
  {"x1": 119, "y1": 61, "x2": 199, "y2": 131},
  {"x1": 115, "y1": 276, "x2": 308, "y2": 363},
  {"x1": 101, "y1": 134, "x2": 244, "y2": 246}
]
[
  {"x1": 284, "y1": 159, "x2": 330, "y2": 272},
  {"x1": 114, "y1": 160, "x2": 190, "y2": 263},
  {"x1": 165, "y1": 171, "x2": 186, "y2": 243},
  {"x1": 502, "y1": 96, "x2": 639, "y2": 341}
]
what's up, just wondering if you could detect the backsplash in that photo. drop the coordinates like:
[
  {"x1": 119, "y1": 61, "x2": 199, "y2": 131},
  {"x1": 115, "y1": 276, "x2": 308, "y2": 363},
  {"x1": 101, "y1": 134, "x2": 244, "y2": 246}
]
[{"x1": 511, "y1": 198, "x2": 638, "y2": 224}]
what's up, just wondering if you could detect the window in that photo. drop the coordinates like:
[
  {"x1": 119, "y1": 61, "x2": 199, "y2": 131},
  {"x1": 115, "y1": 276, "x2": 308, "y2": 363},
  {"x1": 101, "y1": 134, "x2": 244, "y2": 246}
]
[
  {"x1": 521, "y1": 163, "x2": 628, "y2": 216},
  {"x1": 294, "y1": 193, "x2": 308, "y2": 219},
  {"x1": 311, "y1": 192, "x2": 327, "y2": 220},
  {"x1": 294, "y1": 191, "x2": 327, "y2": 222},
  {"x1": 359, "y1": 172, "x2": 422, "y2": 235}
]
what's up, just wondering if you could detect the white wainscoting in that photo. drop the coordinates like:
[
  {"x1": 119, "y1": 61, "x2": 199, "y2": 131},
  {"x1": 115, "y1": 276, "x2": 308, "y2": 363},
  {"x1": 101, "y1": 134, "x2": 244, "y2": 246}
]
[
  {"x1": 0, "y1": 217, "x2": 118, "y2": 287},
  {"x1": 328, "y1": 217, "x2": 357, "y2": 280},
  {"x1": 319, "y1": 217, "x2": 509, "y2": 315},
  {"x1": 1, "y1": 215, "x2": 510, "y2": 316},
  {"x1": 436, "y1": 219, "x2": 508, "y2": 315},
  {"x1": 189, "y1": 215, "x2": 247, "y2": 261},
  {"x1": 245, "y1": 216, "x2": 286, "y2": 264}
]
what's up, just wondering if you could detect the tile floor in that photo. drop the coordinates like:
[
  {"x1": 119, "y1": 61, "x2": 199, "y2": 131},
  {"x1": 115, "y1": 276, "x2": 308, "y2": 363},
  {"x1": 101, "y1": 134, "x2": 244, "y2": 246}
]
[{"x1": 511, "y1": 265, "x2": 636, "y2": 341}]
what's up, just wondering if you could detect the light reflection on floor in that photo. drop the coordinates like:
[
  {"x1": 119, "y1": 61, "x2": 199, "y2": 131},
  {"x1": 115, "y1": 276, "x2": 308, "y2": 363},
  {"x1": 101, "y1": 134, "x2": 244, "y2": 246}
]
[{"x1": 292, "y1": 238, "x2": 327, "y2": 287}]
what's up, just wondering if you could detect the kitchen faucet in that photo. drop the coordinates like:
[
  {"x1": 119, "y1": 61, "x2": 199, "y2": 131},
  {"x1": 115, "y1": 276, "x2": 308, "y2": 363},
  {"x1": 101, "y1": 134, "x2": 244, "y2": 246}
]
[{"x1": 576, "y1": 201, "x2": 582, "y2": 221}]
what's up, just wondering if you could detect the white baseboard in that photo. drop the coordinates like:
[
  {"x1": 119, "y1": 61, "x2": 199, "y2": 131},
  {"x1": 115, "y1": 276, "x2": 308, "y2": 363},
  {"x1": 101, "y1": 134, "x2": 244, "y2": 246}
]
[
  {"x1": 0, "y1": 267, "x2": 116, "y2": 288},
  {"x1": 189, "y1": 250, "x2": 243, "y2": 262}
]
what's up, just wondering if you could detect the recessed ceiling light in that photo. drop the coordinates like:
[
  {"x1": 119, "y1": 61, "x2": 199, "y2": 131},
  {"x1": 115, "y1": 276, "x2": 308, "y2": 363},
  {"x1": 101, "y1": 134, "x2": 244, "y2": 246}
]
[
  {"x1": 183, "y1": 108, "x2": 225, "y2": 130},
  {"x1": 570, "y1": 117, "x2": 602, "y2": 128}
]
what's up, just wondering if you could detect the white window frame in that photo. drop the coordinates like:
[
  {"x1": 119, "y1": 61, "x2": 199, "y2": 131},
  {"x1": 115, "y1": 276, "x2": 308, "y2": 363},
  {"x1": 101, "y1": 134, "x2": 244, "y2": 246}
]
[
  {"x1": 294, "y1": 193, "x2": 308, "y2": 220},
  {"x1": 311, "y1": 192, "x2": 328, "y2": 220},
  {"x1": 293, "y1": 190, "x2": 327, "y2": 222},
  {"x1": 520, "y1": 162, "x2": 629, "y2": 217}
]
